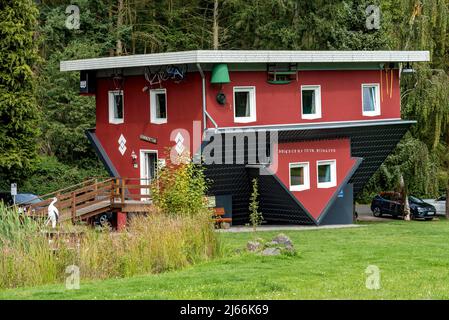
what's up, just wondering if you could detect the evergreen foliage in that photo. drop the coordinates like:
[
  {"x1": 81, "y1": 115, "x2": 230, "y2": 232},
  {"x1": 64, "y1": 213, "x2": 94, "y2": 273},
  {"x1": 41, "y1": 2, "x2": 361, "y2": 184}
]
[{"x1": 0, "y1": 0, "x2": 41, "y2": 182}]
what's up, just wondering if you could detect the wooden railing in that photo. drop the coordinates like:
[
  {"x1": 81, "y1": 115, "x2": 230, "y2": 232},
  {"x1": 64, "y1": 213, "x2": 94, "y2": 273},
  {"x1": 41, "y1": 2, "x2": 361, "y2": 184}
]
[
  {"x1": 24, "y1": 177, "x2": 153, "y2": 223},
  {"x1": 112, "y1": 178, "x2": 153, "y2": 202}
]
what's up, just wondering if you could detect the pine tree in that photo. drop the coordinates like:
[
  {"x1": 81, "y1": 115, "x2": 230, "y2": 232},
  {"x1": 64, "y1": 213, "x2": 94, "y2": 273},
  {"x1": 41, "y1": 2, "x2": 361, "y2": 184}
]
[{"x1": 0, "y1": 0, "x2": 41, "y2": 182}]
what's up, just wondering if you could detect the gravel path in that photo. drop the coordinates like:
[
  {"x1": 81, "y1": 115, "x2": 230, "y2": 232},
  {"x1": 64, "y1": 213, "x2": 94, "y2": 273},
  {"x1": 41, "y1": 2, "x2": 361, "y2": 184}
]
[{"x1": 218, "y1": 224, "x2": 364, "y2": 233}]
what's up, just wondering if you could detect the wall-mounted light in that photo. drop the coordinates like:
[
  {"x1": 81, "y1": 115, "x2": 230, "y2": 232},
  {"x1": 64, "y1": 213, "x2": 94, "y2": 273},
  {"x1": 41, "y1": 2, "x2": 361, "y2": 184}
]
[
  {"x1": 131, "y1": 150, "x2": 138, "y2": 168},
  {"x1": 211, "y1": 64, "x2": 231, "y2": 105},
  {"x1": 402, "y1": 62, "x2": 416, "y2": 75}
]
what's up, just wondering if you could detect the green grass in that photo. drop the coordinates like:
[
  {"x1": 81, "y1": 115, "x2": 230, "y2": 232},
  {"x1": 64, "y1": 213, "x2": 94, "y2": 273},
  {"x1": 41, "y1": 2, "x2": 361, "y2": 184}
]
[{"x1": 2, "y1": 219, "x2": 449, "y2": 299}]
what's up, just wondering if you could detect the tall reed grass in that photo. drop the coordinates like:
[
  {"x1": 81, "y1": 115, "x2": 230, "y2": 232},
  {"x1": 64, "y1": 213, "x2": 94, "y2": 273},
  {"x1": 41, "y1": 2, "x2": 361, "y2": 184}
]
[{"x1": 0, "y1": 204, "x2": 220, "y2": 289}]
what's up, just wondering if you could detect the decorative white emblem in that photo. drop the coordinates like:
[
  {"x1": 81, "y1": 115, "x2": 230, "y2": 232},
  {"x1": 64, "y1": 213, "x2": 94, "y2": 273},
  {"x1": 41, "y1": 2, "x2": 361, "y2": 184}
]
[
  {"x1": 174, "y1": 132, "x2": 185, "y2": 155},
  {"x1": 118, "y1": 134, "x2": 127, "y2": 155}
]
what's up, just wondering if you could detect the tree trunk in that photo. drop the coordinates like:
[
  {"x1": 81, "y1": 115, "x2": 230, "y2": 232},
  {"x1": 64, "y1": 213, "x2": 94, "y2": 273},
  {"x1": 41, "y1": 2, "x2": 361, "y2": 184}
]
[
  {"x1": 116, "y1": 0, "x2": 124, "y2": 56},
  {"x1": 109, "y1": 3, "x2": 114, "y2": 57},
  {"x1": 403, "y1": 194, "x2": 411, "y2": 221},
  {"x1": 400, "y1": 174, "x2": 411, "y2": 221},
  {"x1": 213, "y1": 0, "x2": 219, "y2": 50}
]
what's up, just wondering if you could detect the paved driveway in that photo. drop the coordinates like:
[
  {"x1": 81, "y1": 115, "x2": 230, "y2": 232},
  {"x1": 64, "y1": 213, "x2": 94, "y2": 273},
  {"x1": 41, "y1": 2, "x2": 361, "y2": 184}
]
[{"x1": 355, "y1": 204, "x2": 392, "y2": 222}]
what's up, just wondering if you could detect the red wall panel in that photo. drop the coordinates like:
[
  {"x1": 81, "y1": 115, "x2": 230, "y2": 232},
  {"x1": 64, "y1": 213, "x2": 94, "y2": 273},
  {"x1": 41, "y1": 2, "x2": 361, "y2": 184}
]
[
  {"x1": 95, "y1": 74, "x2": 203, "y2": 179},
  {"x1": 93, "y1": 69, "x2": 399, "y2": 185},
  {"x1": 206, "y1": 69, "x2": 400, "y2": 128},
  {"x1": 270, "y1": 139, "x2": 358, "y2": 219}
]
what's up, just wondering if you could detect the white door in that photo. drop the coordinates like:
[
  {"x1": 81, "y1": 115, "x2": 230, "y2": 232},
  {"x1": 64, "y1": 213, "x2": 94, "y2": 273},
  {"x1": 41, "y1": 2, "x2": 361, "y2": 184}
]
[{"x1": 140, "y1": 150, "x2": 157, "y2": 201}]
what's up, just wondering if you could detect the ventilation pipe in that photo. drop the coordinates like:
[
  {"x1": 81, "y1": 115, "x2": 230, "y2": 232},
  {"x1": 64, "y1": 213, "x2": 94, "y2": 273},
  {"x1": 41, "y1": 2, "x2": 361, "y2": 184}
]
[{"x1": 197, "y1": 63, "x2": 218, "y2": 131}]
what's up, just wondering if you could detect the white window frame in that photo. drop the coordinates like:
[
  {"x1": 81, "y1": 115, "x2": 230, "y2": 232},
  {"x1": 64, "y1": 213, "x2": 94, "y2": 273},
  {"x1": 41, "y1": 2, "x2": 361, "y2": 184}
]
[
  {"x1": 317, "y1": 159, "x2": 337, "y2": 189},
  {"x1": 301, "y1": 85, "x2": 322, "y2": 120},
  {"x1": 140, "y1": 149, "x2": 158, "y2": 201},
  {"x1": 150, "y1": 88, "x2": 167, "y2": 124},
  {"x1": 233, "y1": 86, "x2": 256, "y2": 123},
  {"x1": 289, "y1": 162, "x2": 310, "y2": 192},
  {"x1": 108, "y1": 90, "x2": 124, "y2": 124},
  {"x1": 361, "y1": 83, "x2": 381, "y2": 117}
]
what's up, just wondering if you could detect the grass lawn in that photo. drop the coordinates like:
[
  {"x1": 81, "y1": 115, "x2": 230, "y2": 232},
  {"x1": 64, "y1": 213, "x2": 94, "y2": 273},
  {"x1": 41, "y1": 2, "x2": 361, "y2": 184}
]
[{"x1": 2, "y1": 219, "x2": 449, "y2": 299}]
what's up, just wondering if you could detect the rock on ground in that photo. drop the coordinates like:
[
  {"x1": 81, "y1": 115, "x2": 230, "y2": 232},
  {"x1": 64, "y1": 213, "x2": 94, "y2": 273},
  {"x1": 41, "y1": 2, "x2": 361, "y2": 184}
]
[
  {"x1": 261, "y1": 247, "x2": 281, "y2": 256},
  {"x1": 271, "y1": 233, "x2": 293, "y2": 246}
]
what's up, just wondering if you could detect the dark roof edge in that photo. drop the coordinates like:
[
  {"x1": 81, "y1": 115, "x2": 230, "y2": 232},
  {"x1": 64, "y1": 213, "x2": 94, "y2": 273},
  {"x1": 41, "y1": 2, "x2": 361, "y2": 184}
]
[
  {"x1": 316, "y1": 157, "x2": 363, "y2": 225},
  {"x1": 85, "y1": 128, "x2": 119, "y2": 177},
  {"x1": 254, "y1": 166, "x2": 319, "y2": 226}
]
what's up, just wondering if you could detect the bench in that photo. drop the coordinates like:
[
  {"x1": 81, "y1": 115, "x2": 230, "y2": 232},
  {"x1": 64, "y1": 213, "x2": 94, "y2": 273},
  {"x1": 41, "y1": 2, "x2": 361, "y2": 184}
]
[{"x1": 213, "y1": 207, "x2": 232, "y2": 228}]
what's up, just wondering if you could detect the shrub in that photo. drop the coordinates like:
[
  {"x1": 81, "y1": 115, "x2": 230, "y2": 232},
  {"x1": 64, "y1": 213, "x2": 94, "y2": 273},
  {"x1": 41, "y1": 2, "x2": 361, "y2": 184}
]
[{"x1": 151, "y1": 154, "x2": 210, "y2": 217}]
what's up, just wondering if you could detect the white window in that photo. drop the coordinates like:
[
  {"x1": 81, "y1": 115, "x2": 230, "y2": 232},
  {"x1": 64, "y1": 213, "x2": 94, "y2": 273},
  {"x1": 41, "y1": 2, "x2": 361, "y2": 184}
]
[
  {"x1": 150, "y1": 89, "x2": 167, "y2": 124},
  {"x1": 317, "y1": 160, "x2": 337, "y2": 189},
  {"x1": 233, "y1": 86, "x2": 256, "y2": 123},
  {"x1": 362, "y1": 84, "x2": 381, "y2": 116},
  {"x1": 301, "y1": 85, "x2": 321, "y2": 119},
  {"x1": 108, "y1": 90, "x2": 124, "y2": 124},
  {"x1": 289, "y1": 162, "x2": 310, "y2": 191}
]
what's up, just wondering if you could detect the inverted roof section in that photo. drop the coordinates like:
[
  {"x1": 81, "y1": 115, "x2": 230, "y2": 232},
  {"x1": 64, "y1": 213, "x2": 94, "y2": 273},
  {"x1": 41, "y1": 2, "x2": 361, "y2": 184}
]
[
  {"x1": 60, "y1": 50, "x2": 430, "y2": 72},
  {"x1": 204, "y1": 119, "x2": 416, "y2": 136}
]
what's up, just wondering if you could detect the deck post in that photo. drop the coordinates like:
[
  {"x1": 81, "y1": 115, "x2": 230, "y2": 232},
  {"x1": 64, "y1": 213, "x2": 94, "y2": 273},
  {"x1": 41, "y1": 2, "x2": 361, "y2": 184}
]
[
  {"x1": 111, "y1": 179, "x2": 119, "y2": 204},
  {"x1": 120, "y1": 178, "x2": 126, "y2": 203},
  {"x1": 71, "y1": 192, "x2": 76, "y2": 224},
  {"x1": 116, "y1": 211, "x2": 127, "y2": 231}
]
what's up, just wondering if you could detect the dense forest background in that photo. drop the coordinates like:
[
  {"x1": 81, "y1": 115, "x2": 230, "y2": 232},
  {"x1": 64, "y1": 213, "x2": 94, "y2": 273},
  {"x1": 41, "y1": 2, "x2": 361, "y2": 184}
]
[{"x1": 1, "y1": 0, "x2": 448, "y2": 201}]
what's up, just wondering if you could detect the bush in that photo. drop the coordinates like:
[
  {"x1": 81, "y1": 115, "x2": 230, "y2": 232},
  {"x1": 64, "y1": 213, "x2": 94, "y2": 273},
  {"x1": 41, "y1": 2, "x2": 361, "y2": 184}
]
[
  {"x1": 0, "y1": 155, "x2": 107, "y2": 195},
  {"x1": 151, "y1": 155, "x2": 210, "y2": 217}
]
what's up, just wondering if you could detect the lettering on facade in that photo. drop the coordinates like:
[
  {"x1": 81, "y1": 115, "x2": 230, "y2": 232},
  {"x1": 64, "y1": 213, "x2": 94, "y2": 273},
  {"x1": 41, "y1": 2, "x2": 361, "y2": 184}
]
[
  {"x1": 139, "y1": 134, "x2": 157, "y2": 144},
  {"x1": 278, "y1": 148, "x2": 337, "y2": 154}
]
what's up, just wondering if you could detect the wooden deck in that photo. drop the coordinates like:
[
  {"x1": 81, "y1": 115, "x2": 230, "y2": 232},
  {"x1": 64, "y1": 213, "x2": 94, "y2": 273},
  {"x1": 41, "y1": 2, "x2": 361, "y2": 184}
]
[{"x1": 25, "y1": 178, "x2": 154, "y2": 224}]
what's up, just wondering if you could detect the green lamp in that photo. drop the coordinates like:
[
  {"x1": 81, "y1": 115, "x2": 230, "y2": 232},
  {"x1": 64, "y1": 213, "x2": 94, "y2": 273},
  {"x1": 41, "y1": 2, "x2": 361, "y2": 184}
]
[
  {"x1": 211, "y1": 64, "x2": 230, "y2": 84},
  {"x1": 211, "y1": 64, "x2": 230, "y2": 105}
]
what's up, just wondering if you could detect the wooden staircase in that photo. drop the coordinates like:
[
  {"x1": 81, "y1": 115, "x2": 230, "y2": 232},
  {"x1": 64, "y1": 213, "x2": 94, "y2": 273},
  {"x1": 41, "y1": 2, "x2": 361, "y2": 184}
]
[{"x1": 25, "y1": 178, "x2": 153, "y2": 224}]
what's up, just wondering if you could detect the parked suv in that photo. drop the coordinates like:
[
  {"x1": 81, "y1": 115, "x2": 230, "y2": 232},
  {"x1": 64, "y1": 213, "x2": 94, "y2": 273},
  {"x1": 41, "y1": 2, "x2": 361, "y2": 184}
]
[{"x1": 371, "y1": 192, "x2": 436, "y2": 220}]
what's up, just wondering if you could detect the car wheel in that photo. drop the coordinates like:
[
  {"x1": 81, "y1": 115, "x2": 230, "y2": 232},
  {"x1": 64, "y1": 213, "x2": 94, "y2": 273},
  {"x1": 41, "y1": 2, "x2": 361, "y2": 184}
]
[
  {"x1": 98, "y1": 214, "x2": 111, "y2": 228},
  {"x1": 372, "y1": 207, "x2": 382, "y2": 217}
]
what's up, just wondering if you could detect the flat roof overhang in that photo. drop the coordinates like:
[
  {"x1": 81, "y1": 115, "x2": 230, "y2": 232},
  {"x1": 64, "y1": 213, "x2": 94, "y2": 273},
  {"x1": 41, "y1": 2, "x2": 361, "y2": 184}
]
[{"x1": 60, "y1": 50, "x2": 430, "y2": 72}]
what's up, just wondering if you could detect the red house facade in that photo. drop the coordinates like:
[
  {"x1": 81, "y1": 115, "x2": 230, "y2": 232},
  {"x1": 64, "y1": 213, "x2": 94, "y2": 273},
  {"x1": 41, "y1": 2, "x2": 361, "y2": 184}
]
[{"x1": 61, "y1": 50, "x2": 429, "y2": 225}]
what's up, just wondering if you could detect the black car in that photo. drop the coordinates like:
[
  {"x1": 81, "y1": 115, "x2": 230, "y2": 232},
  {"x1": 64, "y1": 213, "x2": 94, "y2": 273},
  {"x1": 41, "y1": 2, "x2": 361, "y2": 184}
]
[{"x1": 371, "y1": 192, "x2": 436, "y2": 220}]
